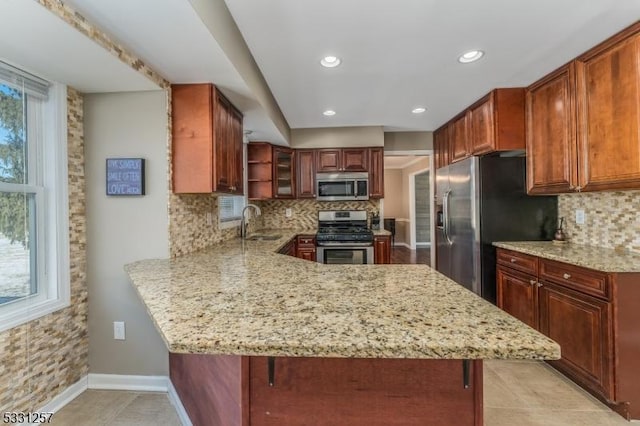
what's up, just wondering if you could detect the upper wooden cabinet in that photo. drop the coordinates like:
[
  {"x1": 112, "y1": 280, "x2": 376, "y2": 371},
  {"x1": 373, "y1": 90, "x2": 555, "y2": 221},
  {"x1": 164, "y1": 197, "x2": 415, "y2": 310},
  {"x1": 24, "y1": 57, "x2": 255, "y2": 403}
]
[
  {"x1": 469, "y1": 88, "x2": 525, "y2": 155},
  {"x1": 316, "y1": 148, "x2": 368, "y2": 172},
  {"x1": 526, "y1": 64, "x2": 578, "y2": 195},
  {"x1": 368, "y1": 147, "x2": 384, "y2": 198},
  {"x1": 296, "y1": 150, "x2": 316, "y2": 198},
  {"x1": 433, "y1": 125, "x2": 450, "y2": 170},
  {"x1": 449, "y1": 113, "x2": 470, "y2": 163},
  {"x1": 576, "y1": 25, "x2": 640, "y2": 192},
  {"x1": 273, "y1": 147, "x2": 295, "y2": 198},
  {"x1": 172, "y1": 83, "x2": 243, "y2": 194},
  {"x1": 526, "y1": 22, "x2": 640, "y2": 194},
  {"x1": 247, "y1": 142, "x2": 273, "y2": 201}
]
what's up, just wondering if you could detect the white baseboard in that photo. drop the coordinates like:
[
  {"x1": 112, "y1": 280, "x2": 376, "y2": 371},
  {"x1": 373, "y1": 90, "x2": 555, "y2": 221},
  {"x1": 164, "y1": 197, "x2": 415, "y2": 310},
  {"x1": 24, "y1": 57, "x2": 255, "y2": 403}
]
[
  {"x1": 37, "y1": 375, "x2": 88, "y2": 415},
  {"x1": 168, "y1": 379, "x2": 193, "y2": 426},
  {"x1": 416, "y1": 242, "x2": 431, "y2": 247},
  {"x1": 393, "y1": 242, "x2": 411, "y2": 248},
  {"x1": 88, "y1": 373, "x2": 169, "y2": 392}
]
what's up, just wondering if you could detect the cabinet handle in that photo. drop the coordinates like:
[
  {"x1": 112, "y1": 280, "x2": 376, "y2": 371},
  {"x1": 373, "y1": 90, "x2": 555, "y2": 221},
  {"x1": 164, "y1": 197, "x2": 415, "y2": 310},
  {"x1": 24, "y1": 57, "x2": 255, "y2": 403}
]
[
  {"x1": 537, "y1": 282, "x2": 543, "y2": 287},
  {"x1": 563, "y1": 273, "x2": 571, "y2": 280},
  {"x1": 463, "y1": 360, "x2": 470, "y2": 389},
  {"x1": 268, "y1": 357, "x2": 275, "y2": 387},
  {"x1": 530, "y1": 280, "x2": 537, "y2": 286},
  {"x1": 510, "y1": 258, "x2": 517, "y2": 263}
]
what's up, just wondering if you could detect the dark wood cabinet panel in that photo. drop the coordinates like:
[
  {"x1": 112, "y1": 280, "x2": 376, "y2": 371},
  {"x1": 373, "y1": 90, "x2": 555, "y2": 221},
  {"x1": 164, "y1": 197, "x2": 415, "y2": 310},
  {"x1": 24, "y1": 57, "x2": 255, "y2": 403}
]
[
  {"x1": 496, "y1": 266, "x2": 537, "y2": 329},
  {"x1": 342, "y1": 148, "x2": 369, "y2": 171},
  {"x1": 273, "y1": 147, "x2": 295, "y2": 199},
  {"x1": 433, "y1": 125, "x2": 449, "y2": 170},
  {"x1": 496, "y1": 249, "x2": 538, "y2": 276},
  {"x1": 172, "y1": 83, "x2": 243, "y2": 194},
  {"x1": 247, "y1": 142, "x2": 273, "y2": 201},
  {"x1": 296, "y1": 150, "x2": 315, "y2": 198},
  {"x1": 450, "y1": 113, "x2": 470, "y2": 163},
  {"x1": 576, "y1": 27, "x2": 640, "y2": 191},
  {"x1": 316, "y1": 149, "x2": 342, "y2": 172},
  {"x1": 538, "y1": 282, "x2": 613, "y2": 400},
  {"x1": 369, "y1": 147, "x2": 384, "y2": 198},
  {"x1": 296, "y1": 235, "x2": 316, "y2": 262},
  {"x1": 526, "y1": 64, "x2": 577, "y2": 194},
  {"x1": 469, "y1": 96, "x2": 494, "y2": 155},
  {"x1": 297, "y1": 248, "x2": 316, "y2": 262},
  {"x1": 374, "y1": 235, "x2": 391, "y2": 264}
]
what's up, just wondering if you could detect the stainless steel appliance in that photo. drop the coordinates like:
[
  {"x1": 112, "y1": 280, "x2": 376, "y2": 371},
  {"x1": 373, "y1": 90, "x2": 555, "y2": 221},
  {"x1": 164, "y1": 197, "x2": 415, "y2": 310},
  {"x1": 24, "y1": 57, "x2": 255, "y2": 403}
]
[
  {"x1": 316, "y1": 173, "x2": 369, "y2": 201},
  {"x1": 436, "y1": 156, "x2": 557, "y2": 303},
  {"x1": 316, "y1": 210, "x2": 374, "y2": 264}
]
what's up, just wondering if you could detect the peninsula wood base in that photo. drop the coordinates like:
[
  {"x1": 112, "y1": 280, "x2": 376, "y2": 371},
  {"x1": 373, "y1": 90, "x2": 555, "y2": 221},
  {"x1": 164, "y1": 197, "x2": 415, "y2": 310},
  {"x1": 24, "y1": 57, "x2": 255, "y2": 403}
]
[{"x1": 170, "y1": 354, "x2": 483, "y2": 426}]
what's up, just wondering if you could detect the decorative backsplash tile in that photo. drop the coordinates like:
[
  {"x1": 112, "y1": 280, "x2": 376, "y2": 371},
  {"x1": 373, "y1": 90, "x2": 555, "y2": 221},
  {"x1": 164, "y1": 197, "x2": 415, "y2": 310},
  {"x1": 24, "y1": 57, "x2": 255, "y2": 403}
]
[
  {"x1": 558, "y1": 190, "x2": 640, "y2": 253},
  {"x1": 255, "y1": 199, "x2": 381, "y2": 230},
  {"x1": 0, "y1": 88, "x2": 89, "y2": 412}
]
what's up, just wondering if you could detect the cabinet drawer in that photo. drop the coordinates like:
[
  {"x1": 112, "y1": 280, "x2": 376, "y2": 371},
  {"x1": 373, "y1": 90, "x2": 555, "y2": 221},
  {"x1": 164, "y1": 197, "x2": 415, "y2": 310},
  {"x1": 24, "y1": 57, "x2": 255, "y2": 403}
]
[
  {"x1": 497, "y1": 249, "x2": 538, "y2": 275},
  {"x1": 539, "y1": 259, "x2": 610, "y2": 300},
  {"x1": 296, "y1": 235, "x2": 316, "y2": 248}
]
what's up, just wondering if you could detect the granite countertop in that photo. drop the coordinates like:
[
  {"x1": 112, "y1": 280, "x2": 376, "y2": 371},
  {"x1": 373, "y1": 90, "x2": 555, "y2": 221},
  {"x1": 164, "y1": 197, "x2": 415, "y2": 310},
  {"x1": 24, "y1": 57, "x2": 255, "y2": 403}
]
[
  {"x1": 125, "y1": 230, "x2": 559, "y2": 360},
  {"x1": 493, "y1": 241, "x2": 640, "y2": 273}
]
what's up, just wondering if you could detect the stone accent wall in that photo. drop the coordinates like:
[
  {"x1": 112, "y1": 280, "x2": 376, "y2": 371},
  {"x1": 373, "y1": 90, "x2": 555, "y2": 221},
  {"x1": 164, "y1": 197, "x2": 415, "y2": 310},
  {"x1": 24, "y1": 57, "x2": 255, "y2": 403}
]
[
  {"x1": 558, "y1": 191, "x2": 640, "y2": 253},
  {"x1": 256, "y1": 199, "x2": 381, "y2": 230},
  {"x1": 37, "y1": 0, "x2": 169, "y2": 89},
  {"x1": 0, "y1": 88, "x2": 88, "y2": 412}
]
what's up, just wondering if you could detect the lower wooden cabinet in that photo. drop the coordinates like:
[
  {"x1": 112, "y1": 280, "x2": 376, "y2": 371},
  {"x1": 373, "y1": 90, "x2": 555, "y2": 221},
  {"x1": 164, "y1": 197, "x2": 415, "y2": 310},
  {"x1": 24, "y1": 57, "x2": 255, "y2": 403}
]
[
  {"x1": 496, "y1": 266, "x2": 537, "y2": 329},
  {"x1": 374, "y1": 235, "x2": 391, "y2": 264},
  {"x1": 538, "y1": 281, "x2": 613, "y2": 400},
  {"x1": 496, "y1": 248, "x2": 640, "y2": 420},
  {"x1": 296, "y1": 235, "x2": 316, "y2": 262}
]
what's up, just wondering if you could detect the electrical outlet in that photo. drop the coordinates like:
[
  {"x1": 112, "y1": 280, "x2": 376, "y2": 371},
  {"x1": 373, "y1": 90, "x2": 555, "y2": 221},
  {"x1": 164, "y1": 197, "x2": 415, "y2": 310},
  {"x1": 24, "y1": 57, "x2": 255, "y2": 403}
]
[
  {"x1": 206, "y1": 212, "x2": 213, "y2": 226},
  {"x1": 113, "y1": 321, "x2": 126, "y2": 340},
  {"x1": 285, "y1": 208, "x2": 292, "y2": 218},
  {"x1": 576, "y1": 209, "x2": 586, "y2": 225}
]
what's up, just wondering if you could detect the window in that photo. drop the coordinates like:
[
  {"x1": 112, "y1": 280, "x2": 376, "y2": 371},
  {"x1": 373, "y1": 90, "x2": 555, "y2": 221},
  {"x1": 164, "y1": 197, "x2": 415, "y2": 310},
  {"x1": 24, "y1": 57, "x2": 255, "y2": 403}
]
[
  {"x1": 218, "y1": 195, "x2": 245, "y2": 229},
  {"x1": 0, "y1": 61, "x2": 69, "y2": 332}
]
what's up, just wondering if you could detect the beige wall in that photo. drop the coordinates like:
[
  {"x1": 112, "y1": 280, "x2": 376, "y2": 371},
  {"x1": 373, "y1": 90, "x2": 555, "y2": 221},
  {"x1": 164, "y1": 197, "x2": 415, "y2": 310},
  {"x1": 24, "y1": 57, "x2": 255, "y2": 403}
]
[
  {"x1": 0, "y1": 89, "x2": 88, "y2": 412},
  {"x1": 384, "y1": 131, "x2": 433, "y2": 151},
  {"x1": 291, "y1": 126, "x2": 384, "y2": 148},
  {"x1": 383, "y1": 169, "x2": 404, "y2": 219},
  {"x1": 84, "y1": 91, "x2": 169, "y2": 375}
]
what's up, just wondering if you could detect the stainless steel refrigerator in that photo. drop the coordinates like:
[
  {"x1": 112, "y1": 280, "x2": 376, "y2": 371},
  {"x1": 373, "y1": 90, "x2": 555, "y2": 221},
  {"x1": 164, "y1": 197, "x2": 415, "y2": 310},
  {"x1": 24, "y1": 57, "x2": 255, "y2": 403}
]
[{"x1": 435, "y1": 155, "x2": 557, "y2": 303}]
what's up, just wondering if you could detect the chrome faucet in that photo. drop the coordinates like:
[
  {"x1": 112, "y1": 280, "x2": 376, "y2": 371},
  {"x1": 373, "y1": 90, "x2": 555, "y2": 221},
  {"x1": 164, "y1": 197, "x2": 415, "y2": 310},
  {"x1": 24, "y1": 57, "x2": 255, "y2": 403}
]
[{"x1": 240, "y1": 204, "x2": 262, "y2": 239}]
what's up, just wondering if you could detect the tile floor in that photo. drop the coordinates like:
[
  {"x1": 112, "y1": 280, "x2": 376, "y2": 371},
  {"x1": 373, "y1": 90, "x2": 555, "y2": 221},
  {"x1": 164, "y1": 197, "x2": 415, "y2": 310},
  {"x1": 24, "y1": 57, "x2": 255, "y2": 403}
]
[{"x1": 51, "y1": 360, "x2": 633, "y2": 425}]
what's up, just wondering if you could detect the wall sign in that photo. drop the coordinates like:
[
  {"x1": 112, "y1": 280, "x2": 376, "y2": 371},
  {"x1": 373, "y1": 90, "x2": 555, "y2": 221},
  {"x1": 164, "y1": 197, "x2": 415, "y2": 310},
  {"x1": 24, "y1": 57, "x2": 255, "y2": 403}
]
[{"x1": 106, "y1": 158, "x2": 145, "y2": 196}]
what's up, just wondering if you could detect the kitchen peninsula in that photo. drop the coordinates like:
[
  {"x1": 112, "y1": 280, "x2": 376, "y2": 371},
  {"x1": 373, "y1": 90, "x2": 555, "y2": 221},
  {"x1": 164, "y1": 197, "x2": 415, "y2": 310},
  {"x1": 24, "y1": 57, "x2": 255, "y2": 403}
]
[{"x1": 126, "y1": 231, "x2": 559, "y2": 425}]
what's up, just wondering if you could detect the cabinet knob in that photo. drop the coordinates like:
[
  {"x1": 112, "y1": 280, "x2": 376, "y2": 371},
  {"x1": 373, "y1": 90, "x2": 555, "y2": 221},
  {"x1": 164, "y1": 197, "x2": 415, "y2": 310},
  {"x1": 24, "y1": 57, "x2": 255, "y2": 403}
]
[
  {"x1": 510, "y1": 258, "x2": 517, "y2": 263},
  {"x1": 563, "y1": 273, "x2": 571, "y2": 280},
  {"x1": 537, "y1": 282, "x2": 543, "y2": 287},
  {"x1": 530, "y1": 280, "x2": 537, "y2": 286}
]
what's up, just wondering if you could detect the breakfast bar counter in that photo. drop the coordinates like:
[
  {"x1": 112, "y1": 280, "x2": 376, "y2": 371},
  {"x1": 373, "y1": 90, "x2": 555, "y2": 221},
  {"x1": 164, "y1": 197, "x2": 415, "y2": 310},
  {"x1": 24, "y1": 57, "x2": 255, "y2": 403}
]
[{"x1": 125, "y1": 231, "x2": 559, "y2": 425}]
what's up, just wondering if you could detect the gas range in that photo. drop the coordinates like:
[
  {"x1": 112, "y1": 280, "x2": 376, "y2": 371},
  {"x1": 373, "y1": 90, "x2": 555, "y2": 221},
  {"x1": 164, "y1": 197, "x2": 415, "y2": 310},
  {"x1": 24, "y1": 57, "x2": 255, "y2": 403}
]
[{"x1": 316, "y1": 210, "x2": 373, "y2": 246}]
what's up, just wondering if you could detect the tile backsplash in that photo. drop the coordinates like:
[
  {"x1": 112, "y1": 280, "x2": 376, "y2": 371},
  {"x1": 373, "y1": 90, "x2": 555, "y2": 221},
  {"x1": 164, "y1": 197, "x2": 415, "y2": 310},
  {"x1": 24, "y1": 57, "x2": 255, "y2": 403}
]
[
  {"x1": 558, "y1": 190, "x2": 640, "y2": 253},
  {"x1": 256, "y1": 199, "x2": 380, "y2": 230}
]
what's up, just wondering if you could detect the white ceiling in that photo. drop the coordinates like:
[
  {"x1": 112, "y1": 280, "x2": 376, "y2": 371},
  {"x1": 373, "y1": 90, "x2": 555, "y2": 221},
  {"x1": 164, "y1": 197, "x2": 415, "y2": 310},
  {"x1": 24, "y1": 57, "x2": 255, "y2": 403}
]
[
  {"x1": 224, "y1": 0, "x2": 640, "y2": 131},
  {"x1": 0, "y1": 0, "x2": 158, "y2": 93},
  {"x1": 12, "y1": 0, "x2": 639, "y2": 143}
]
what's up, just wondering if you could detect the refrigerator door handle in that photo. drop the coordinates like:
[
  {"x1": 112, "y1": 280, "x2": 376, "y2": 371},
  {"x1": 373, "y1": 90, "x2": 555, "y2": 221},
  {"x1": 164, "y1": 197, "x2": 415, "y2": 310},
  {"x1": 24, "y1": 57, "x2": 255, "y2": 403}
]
[{"x1": 443, "y1": 190, "x2": 453, "y2": 245}]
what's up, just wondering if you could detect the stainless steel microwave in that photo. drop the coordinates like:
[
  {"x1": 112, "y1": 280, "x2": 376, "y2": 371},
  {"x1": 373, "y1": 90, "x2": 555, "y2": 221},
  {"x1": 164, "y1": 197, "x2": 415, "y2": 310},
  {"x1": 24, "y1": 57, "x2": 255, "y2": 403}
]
[{"x1": 316, "y1": 172, "x2": 369, "y2": 201}]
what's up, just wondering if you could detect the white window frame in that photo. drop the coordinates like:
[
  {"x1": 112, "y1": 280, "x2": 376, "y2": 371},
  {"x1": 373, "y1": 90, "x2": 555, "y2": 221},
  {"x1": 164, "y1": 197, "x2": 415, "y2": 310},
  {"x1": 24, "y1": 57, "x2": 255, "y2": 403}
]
[{"x1": 0, "y1": 77, "x2": 69, "y2": 333}]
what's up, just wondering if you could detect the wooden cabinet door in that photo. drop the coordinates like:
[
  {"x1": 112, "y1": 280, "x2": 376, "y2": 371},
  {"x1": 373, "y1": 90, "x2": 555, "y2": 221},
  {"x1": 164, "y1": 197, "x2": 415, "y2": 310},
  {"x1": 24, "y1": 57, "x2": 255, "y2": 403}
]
[
  {"x1": 316, "y1": 149, "x2": 342, "y2": 172},
  {"x1": 369, "y1": 148, "x2": 384, "y2": 198},
  {"x1": 297, "y1": 248, "x2": 316, "y2": 262},
  {"x1": 496, "y1": 266, "x2": 537, "y2": 329},
  {"x1": 469, "y1": 96, "x2": 494, "y2": 155},
  {"x1": 296, "y1": 150, "x2": 316, "y2": 198},
  {"x1": 342, "y1": 148, "x2": 368, "y2": 171},
  {"x1": 230, "y1": 108, "x2": 244, "y2": 195},
  {"x1": 576, "y1": 29, "x2": 640, "y2": 191},
  {"x1": 214, "y1": 92, "x2": 233, "y2": 193},
  {"x1": 434, "y1": 125, "x2": 449, "y2": 169},
  {"x1": 526, "y1": 64, "x2": 577, "y2": 194},
  {"x1": 171, "y1": 84, "x2": 214, "y2": 193},
  {"x1": 538, "y1": 282, "x2": 614, "y2": 399},
  {"x1": 273, "y1": 147, "x2": 295, "y2": 198},
  {"x1": 449, "y1": 113, "x2": 470, "y2": 163},
  {"x1": 374, "y1": 235, "x2": 391, "y2": 264}
]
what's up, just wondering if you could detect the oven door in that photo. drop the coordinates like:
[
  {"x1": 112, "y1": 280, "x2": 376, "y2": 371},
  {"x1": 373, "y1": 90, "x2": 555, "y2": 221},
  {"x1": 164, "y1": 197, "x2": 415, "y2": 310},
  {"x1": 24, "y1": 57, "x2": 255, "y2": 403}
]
[{"x1": 317, "y1": 246, "x2": 374, "y2": 264}]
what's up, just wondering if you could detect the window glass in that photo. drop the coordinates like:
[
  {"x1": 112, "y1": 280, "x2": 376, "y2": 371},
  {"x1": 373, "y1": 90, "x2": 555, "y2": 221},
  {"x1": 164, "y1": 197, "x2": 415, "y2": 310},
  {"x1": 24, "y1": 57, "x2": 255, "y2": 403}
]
[{"x1": 219, "y1": 195, "x2": 245, "y2": 222}]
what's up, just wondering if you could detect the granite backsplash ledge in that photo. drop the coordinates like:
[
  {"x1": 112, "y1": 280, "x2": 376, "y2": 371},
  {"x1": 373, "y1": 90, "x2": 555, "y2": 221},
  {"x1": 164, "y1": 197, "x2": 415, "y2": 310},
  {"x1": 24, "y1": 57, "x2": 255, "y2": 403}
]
[{"x1": 558, "y1": 190, "x2": 640, "y2": 253}]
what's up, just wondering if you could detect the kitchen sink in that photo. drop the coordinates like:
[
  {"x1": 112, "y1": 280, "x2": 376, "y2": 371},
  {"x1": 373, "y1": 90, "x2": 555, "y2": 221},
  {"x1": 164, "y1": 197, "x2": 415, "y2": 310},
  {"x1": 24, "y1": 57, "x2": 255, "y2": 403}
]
[{"x1": 246, "y1": 234, "x2": 282, "y2": 241}]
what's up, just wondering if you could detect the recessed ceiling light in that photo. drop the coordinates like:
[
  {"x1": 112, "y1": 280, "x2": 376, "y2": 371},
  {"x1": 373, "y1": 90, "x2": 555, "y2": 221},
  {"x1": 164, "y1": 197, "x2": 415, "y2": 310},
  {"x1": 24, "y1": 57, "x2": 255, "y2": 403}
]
[
  {"x1": 412, "y1": 107, "x2": 427, "y2": 114},
  {"x1": 458, "y1": 50, "x2": 484, "y2": 63},
  {"x1": 320, "y1": 56, "x2": 341, "y2": 68},
  {"x1": 323, "y1": 110, "x2": 336, "y2": 116}
]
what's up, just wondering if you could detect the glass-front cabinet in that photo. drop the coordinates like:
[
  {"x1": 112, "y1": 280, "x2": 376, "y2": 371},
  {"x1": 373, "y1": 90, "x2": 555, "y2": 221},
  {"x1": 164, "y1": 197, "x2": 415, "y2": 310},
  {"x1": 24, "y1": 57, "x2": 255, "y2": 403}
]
[{"x1": 273, "y1": 147, "x2": 295, "y2": 198}]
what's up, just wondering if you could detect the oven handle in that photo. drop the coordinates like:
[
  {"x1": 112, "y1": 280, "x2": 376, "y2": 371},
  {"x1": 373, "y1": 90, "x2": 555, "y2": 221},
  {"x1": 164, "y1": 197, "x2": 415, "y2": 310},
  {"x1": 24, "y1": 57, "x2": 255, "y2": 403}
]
[{"x1": 316, "y1": 242, "x2": 374, "y2": 247}]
